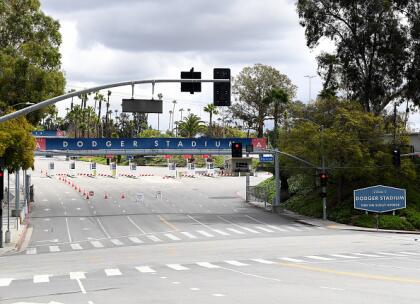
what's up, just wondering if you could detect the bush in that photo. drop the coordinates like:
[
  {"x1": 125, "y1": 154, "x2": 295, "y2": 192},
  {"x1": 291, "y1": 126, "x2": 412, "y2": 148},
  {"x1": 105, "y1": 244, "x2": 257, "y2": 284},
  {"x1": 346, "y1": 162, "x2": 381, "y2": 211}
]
[
  {"x1": 352, "y1": 214, "x2": 415, "y2": 231},
  {"x1": 401, "y1": 209, "x2": 420, "y2": 229}
]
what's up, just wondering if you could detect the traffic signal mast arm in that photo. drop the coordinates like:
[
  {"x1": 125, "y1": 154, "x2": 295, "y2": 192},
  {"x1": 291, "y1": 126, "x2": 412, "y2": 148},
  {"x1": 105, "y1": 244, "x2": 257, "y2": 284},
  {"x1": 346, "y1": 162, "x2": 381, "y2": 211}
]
[{"x1": 0, "y1": 78, "x2": 230, "y2": 124}]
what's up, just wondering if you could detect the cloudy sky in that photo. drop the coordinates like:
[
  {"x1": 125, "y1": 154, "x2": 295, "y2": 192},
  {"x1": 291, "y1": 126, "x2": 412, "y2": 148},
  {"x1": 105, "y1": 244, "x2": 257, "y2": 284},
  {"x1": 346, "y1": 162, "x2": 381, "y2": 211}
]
[{"x1": 39, "y1": 0, "x2": 326, "y2": 129}]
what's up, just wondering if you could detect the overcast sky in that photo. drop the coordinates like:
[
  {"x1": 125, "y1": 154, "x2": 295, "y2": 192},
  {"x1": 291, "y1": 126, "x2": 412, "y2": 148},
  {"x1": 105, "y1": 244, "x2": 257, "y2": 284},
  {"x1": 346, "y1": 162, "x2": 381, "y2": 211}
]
[{"x1": 39, "y1": 0, "x2": 329, "y2": 130}]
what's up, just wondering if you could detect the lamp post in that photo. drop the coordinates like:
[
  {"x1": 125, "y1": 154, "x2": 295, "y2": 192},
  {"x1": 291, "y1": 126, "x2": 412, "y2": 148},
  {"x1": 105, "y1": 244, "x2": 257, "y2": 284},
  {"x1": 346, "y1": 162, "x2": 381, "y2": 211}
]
[
  {"x1": 294, "y1": 117, "x2": 327, "y2": 220},
  {"x1": 304, "y1": 75, "x2": 316, "y2": 103}
]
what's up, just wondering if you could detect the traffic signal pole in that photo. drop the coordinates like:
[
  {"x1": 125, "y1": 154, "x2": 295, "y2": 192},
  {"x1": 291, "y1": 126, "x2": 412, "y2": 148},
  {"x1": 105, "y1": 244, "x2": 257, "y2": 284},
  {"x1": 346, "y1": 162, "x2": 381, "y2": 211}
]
[{"x1": 321, "y1": 125, "x2": 327, "y2": 220}]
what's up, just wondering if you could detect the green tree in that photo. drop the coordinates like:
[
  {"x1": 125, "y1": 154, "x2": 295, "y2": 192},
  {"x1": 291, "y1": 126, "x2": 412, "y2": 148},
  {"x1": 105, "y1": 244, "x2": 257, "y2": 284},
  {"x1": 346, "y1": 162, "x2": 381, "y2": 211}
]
[
  {"x1": 0, "y1": 0, "x2": 65, "y2": 124},
  {"x1": 263, "y1": 88, "x2": 289, "y2": 147},
  {"x1": 177, "y1": 114, "x2": 206, "y2": 138},
  {"x1": 296, "y1": 0, "x2": 420, "y2": 113},
  {"x1": 230, "y1": 64, "x2": 297, "y2": 137},
  {"x1": 203, "y1": 104, "x2": 219, "y2": 136}
]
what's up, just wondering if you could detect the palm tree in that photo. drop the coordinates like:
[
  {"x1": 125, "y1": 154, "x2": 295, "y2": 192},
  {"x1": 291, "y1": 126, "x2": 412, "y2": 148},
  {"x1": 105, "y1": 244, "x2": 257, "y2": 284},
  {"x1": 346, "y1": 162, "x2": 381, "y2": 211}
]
[
  {"x1": 168, "y1": 110, "x2": 173, "y2": 131},
  {"x1": 178, "y1": 114, "x2": 206, "y2": 138},
  {"x1": 263, "y1": 88, "x2": 289, "y2": 147},
  {"x1": 179, "y1": 108, "x2": 184, "y2": 121},
  {"x1": 171, "y1": 100, "x2": 177, "y2": 132},
  {"x1": 203, "y1": 104, "x2": 219, "y2": 136}
]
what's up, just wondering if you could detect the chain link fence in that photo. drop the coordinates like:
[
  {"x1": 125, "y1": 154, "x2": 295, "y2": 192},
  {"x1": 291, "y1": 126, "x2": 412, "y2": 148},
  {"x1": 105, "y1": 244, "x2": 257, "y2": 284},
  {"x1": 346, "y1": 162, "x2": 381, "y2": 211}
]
[{"x1": 248, "y1": 185, "x2": 273, "y2": 211}]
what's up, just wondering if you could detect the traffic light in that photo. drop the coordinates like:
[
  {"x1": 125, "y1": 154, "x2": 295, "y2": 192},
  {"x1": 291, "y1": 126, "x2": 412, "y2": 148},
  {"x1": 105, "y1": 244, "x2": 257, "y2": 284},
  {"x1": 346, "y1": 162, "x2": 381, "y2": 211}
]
[
  {"x1": 231, "y1": 142, "x2": 242, "y2": 158},
  {"x1": 213, "y1": 68, "x2": 231, "y2": 106},
  {"x1": 181, "y1": 67, "x2": 201, "y2": 94},
  {"x1": 392, "y1": 147, "x2": 401, "y2": 167},
  {"x1": 319, "y1": 173, "x2": 328, "y2": 187}
]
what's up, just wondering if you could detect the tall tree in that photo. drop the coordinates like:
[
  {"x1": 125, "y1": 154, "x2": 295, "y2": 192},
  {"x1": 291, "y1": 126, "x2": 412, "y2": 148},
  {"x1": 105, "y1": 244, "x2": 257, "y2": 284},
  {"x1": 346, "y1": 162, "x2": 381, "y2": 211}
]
[
  {"x1": 203, "y1": 104, "x2": 219, "y2": 136},
  {"x1": 263, "y1": 88, "x2": 289, "y2": 147},
  {"x1": 230, "y1": 64, "x2": 297, "y2": 137},
  {"x1": 297, "y1": 0, "x2": 420, "y2": 114},
  {"x1": 0, "y1": 0, "x2": 65, "y2": 124},
  {"x1": 178, "y1": 114, "x2": 206, "y2": 138}
]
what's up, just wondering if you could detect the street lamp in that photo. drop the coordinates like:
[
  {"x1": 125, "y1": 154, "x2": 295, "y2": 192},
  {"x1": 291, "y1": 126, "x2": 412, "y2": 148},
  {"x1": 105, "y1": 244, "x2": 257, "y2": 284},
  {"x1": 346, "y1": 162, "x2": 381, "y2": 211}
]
[
  {"x1": 304, "y1": 75, "x2": 316, "y2": 103},
  {"x1": 293, "y1": 117, "x2": 327, "y2": 220}
]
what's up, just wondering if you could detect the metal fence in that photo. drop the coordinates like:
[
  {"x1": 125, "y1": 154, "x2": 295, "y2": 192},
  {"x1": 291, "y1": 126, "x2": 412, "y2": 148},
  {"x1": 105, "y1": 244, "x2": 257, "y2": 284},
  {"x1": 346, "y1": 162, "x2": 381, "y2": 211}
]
[{"x1": 248, "y1": 186, "x2": 272, "y2": 211}]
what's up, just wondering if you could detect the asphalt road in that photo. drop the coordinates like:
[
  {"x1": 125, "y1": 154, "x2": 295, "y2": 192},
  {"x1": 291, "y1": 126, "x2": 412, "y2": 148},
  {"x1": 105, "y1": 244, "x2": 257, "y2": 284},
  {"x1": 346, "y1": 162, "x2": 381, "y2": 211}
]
[{"x1": 1, "y1": 157, "x2": 420, "y2": 303}]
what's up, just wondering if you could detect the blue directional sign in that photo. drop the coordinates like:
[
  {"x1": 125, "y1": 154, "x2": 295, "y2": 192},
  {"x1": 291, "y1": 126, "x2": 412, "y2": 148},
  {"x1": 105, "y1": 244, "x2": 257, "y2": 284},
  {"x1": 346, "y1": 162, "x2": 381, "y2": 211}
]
[
  {"x1": 354, "y1": 185, "x2": 406, "y2": 213},
  {"x1": 259, "y1": 154, "x2": 274, "y2": 162}
]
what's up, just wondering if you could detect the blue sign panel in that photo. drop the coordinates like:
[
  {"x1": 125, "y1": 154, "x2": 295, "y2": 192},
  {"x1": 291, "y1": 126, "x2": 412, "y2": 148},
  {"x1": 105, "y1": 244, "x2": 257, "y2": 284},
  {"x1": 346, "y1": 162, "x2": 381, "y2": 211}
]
[
  {"x1": 354, "y1": 185, "x2": 406, "y2": 213},
  {"x1": 41, "y1": 138, "x2": 265, "y2": 151},
  {"x1": 259, "y1": 154, "x2": 274, "y2": 162}
]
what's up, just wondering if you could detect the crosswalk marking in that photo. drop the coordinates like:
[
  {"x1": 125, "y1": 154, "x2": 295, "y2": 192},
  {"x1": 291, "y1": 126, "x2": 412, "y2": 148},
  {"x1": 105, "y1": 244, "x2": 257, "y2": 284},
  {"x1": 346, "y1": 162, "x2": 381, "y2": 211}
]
[
  {"x1": 0, "y1": 278, "x2": 13, "y2": 286},
  {"x1": 294, "y1": 224, "x2": 313, "y2": 231},
  {"x1": 239, "y1": 227, "x2": 260, "y2": 234},
  {"x1": 69, "y1": 272, "x2": 86, "y2": 279},
  {"x1": 49, "y1": 245, "x2": 60, "y2": 252},
  {"x1": 399, "y1": 251, "x2": 420, "y2": 256},
  {"x1": 33, "y1": 275, "x2": 50, "y2": 283},
  {"x1": 167, "y1": 264, "x2": 189, "y2": 270},
  {"x1": 256, "y1": 226, "x2": 274, "y2": 233},
  {"x1": 352, "y1": 253, "x2": 382, "y2": 258},
  {"x1": 26, "y1": 248, "x2": 37, "y2": 255},
  {"x1": 181, "y1": 232, "x2": 197, "y2": 239},
  {"x1": 376, "y1": 252, "x2": 408, "y2": 257},
  {"x1": 224, "y1": 260, "x2": 248, "y2": 266},
  {"x1": 147, "y1": 235, "x2": 162, "y2": 242},
  {"x1": 90, "y1": 240, "x2": 104, "y2": 248},
  {"x1": 135, "y1": 266, "x2": 156, "y2": 273},
  {"x1": 105, "y1": 268, "x2": 122, "y2": 276},
  {"x1": 70, "y1": 243, "x2": 83, "y2": 250},
  {"x1": 305, "y1": 255, "x2": 334, "y2": 261},
  {"x1": 165, "y1": 233, "x2": 181, "y2": 241},
  {"x1": 128, "y1": 237, "x2": 143, "y2": 244},
  {"x1": 329, "y1": 254, "x2": 359, "y2": 259},
  {"x1": 267, "y1": 225, "x2": 288, "y2": 232},
  {"x1": 196, "y1": 262, "x2": 220, "y2": 269},
  {"x1": 226, "y1": 228, "x2": 245, "y2": 234},
  {"x1": 197, "y1": 230, "x2": 214, "y2": 237},
  {"x1": 212, "y1": 229, "x2": 229, "y2": 236},
  {"x1": 279, "y1": 257, "x2": 304, "y2": 263},
  {"x1": 284, "y1": 226, "x2": 302, "y2": 232},
  {"x1": 251, "y1": 258, "x2": 276, "y2": 264},
  {"x1": 317, "y1": 226, "x2": 327, "y2": 230},
  {"x1": 110, "y1": 239, "x2": 124, "y2": 246}
]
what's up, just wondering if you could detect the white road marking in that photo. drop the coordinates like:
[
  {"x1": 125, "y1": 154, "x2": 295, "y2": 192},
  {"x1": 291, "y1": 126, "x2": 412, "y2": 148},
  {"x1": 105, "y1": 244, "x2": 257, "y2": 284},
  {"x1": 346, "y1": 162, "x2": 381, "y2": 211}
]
[
  {"x1": 305, "y1": 255, "x2": 334, "y2": 261},
  {"x1": 0, "y1": 278, "x2": 13, "y2": 286},
  {"x1": 49, "y1": 245, "x2": 60, "y2": 252},
  {"x1": 320, "y1": 286, "x2": 345, "y2": 291},
  {"x1": 399, "y1": 251, "x2": 420, "y2": 255},
  {"x1": 181, "y1": 231, "x2": 197, "y2": 239},
  {"x1": 283, "y1": 225, "x2": 302, "y2": 232},
  {"x1": 256, "y1": 226, "x2": 274, "y2": 233},
  {"x1": 212, "y1": 293, "x2": 225, "y2": 297},
  {"x1": 217, "y1": 216, "x2": 259, "y2": 234},
  {"x1": 251, "y1": 258, "x2": 276, "y2": 264},
  {"x1": 135, "y1": 266, "x2": 156, "y2": 273},
  {"x1": 190, "y1": 287, "x2": 200, "y2": 291},
  {"x1": 26, "y1": 248, "x2": 37, "y2": 255},
  {"x1": 197, "y1": 230, "x2": 214, "y2": 237},
  {"x1": 279, "y1": 257, "x2": 304, "y2": 263},
  {"x1": 105, "y1": 268, "x2": 122, "y2": 276},
  {"x1": 71, "y1": 243, "x2": 83, "y2": 250},
  {"x1": 95, "y1": 218, "x2": 111, "y2": 238},
  {"x1": 70, "y1": 272, "x2": 86, "y2": 294},
  {"x1": 33, "y1": 275, "x2": 50, "y2": 283},
  {"x1": 76, "y1": 207, "x2": 81, "y2": 210},
  {"x1": 196, "y1": 262, "x2": 221, "y2": 269},
  {"x1": 294, "y1": 224, "x2": 313, "y2": 231},
  {"x1": 110, "y1": 239, "x2": 124, "y2": 246},
  {"x1": 352, "y1": 253, "x2": 382, "y2": 258},
  {"x1": 167, "y1": 264, "x2": 189, "y2": 270},
  {"x1": 128, "y1": 236, "x2": 143, "y2": 244},
  {"x1": 224, "y1": 260, "x2": 248, "y2": 266},
  {"x1": 317, "y1": 226, "x2": 327, "y2": 230},
  {"x1": 90, "y1": 240, "x2": 104, "y2": 248},
  {"x1": 376, "y1": 252, "x2": 408, "y2": 257},
  {"x1": 226, "y1": 228, "x2": 245, "y2": 234},
  {"x1": 43, "y1": 229, "x2": 49, "y2": 232},
  {"x1": 44, "y1": 208, "x2": 50, "y2": 211},
  {"x1": 43, "y1": 218, "x2": 50, "y2": 221},
  {"x1": 65, "y1": 217, "x2": 72, "y2": 243},
  {"x1": 147, "y1": 235, "x2": 162, "y2": 242},
  {"x1": 172, "y1": 281, "x2": 181, "y2": 284},
  {"x1": 239, "y1": 227, "x2": 260, "y2": 234},
  {"x1": 329, "y1": 254, "x2": 359, "y2": 259},
  {"x1": 212, "y1": 229, "x2": 229, "y2": 236},
  {"x1": 267, "y1": 225, "x2": 287, "y2": 232},
  {"x1": 164, "y1": 233, "x2": 181, "y2": 241}
]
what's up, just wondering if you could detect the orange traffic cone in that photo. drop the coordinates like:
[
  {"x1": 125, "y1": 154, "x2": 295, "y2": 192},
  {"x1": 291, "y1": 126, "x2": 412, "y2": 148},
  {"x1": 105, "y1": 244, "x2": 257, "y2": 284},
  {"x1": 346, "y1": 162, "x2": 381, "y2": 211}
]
[{"x1": 121, "y1": 193, "x2": 125, "y2": 199}]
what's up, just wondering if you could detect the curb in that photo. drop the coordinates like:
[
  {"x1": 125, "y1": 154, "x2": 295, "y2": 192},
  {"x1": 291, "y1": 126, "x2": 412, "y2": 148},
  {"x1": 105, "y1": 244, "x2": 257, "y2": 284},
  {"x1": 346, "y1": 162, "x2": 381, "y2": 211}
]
[{"x1": 15, "y1": 218, "x2": 30, "y2": 252}]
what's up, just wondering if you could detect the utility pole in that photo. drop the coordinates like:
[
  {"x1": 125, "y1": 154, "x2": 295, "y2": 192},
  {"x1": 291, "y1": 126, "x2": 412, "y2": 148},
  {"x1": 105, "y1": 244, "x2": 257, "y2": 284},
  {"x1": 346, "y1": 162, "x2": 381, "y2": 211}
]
[
  {"x1": 304, "y1": 75, "x2": 316, "y2": 103},
  {"x1": 321, "y1": 125, "x2": 327, "y2": 220}
]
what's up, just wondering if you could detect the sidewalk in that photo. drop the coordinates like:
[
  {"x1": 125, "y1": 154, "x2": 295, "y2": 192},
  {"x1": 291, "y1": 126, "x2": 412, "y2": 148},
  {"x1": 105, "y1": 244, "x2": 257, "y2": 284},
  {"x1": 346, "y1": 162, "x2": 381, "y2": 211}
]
[{"x1": 0, "y1": 217, "x2": 31, "y2": 255}]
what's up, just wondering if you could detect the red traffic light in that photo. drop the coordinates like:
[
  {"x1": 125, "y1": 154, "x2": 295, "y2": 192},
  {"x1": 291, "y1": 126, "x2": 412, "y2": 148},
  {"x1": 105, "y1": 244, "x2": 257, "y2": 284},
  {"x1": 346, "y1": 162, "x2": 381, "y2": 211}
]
[{"x1": 320, "y1": 173, "x2": 327, "y2": 179}]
